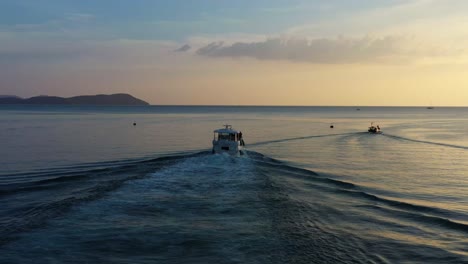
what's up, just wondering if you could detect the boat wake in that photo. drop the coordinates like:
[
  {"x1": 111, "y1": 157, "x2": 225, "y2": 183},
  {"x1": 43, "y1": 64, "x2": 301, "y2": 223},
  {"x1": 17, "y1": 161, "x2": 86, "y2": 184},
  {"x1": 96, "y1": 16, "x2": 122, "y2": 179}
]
[
  {"x1": 249, "y1": 132, "x2": 356, "y2": 147},
  {"x1": 0, "y1": 152, "x2": 204, "y2": 246},
  {"x1": 1, "y1": 150, "x2": 467, "y2": 263},
  {"x1": 382, "y1": 134, "x2": 468, "y2": 150}
]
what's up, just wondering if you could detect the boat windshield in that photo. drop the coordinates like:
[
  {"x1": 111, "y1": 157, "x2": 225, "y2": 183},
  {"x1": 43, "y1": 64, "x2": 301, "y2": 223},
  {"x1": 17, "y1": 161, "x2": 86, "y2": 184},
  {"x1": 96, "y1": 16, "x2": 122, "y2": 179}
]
[{"x1": 217, "y1": 132, "x2": 236, "y2": 141}]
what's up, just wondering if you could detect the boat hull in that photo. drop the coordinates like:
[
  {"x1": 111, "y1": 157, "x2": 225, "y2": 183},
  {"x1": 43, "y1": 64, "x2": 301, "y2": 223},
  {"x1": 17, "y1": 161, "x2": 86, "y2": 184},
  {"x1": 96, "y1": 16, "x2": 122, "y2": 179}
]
[{"x1": 212, "y1": 140, "x2": 244, "y2": 156}]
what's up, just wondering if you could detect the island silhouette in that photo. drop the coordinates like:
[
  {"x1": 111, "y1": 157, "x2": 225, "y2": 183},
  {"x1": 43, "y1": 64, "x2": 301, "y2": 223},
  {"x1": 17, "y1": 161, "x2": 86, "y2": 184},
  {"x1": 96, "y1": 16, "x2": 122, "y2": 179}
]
[{"x1": 0, "y1": 93, "x2": 149, "y2": 105}]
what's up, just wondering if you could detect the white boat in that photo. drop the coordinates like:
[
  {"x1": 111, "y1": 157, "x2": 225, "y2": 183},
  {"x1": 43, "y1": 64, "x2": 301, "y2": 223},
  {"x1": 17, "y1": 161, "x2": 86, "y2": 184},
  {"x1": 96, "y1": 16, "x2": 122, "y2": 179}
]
[
  {"x1": 212, "y1": 125, "x2": 246, "y2": 156},
  {"x1": 368, "y1": 122, "x2": 382, "y2": 134}
]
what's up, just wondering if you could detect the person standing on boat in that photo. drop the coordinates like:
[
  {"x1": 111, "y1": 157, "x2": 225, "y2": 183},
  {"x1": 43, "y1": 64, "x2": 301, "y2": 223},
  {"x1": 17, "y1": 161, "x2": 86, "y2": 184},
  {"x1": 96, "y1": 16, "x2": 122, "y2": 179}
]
[{"x1": 239, "y1": 131, "x2": 244, "y2": 146}]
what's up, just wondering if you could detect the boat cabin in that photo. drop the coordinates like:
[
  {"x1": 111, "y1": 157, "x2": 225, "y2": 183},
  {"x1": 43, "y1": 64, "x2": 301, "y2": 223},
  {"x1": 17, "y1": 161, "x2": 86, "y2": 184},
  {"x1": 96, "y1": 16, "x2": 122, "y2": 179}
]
[
  {"x1": 368, "y1": 123, "x2": 381, "y2": 134},
  {"x1": 212, "y1": 125, "x2": 245, "y2": 156}
]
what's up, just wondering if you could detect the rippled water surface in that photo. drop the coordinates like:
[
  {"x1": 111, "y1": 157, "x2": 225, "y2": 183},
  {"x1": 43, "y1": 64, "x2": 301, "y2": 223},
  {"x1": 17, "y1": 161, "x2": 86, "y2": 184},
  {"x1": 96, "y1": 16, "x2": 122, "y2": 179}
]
[{"x1": 1, "y1": 105, "x2": 467, "y2": 263}]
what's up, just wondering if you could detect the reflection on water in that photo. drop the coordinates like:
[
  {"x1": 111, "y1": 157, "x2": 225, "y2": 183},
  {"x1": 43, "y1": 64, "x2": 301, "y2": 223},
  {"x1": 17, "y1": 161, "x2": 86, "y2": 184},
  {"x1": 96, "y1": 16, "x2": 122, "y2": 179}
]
[{"x1": 1, "y1": 105, "x2": 468, "y2": 263}]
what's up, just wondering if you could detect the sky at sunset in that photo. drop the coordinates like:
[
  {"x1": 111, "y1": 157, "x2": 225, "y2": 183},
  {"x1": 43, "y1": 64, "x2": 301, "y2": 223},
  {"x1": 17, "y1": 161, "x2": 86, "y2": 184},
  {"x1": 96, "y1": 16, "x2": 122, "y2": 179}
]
[{"x1": 1, "y1": 0, "x2": 468, "y2": 106}]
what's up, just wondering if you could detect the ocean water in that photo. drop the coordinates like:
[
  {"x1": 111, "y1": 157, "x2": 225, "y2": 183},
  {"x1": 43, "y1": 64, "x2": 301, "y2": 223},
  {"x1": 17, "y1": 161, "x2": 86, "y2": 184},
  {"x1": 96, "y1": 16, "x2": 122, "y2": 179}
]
[{"x1": 0, "y1": 105, "x2": 467, "y2": 263}]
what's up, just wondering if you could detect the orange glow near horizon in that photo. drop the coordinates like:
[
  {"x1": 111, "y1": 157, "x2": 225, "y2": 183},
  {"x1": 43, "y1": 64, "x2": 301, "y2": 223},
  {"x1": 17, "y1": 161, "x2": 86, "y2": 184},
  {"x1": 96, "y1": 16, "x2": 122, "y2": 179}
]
[{"x1": 14, "y1": 57, "x2": 465, "y2": 106}]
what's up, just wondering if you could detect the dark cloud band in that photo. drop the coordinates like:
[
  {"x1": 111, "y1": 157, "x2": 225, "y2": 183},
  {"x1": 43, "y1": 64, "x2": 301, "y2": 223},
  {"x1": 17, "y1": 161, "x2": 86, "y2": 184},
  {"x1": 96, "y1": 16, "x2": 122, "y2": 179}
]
[{"x1": 196, "y1": 36, "x2": 406, "y2": 63}]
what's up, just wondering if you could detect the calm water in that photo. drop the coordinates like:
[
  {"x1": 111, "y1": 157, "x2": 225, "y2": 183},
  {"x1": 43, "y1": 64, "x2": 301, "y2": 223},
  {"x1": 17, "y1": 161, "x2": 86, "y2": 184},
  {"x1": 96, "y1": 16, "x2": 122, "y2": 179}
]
[{"x1": 1, "y1": 105, "x2": 467, "y2": 263}]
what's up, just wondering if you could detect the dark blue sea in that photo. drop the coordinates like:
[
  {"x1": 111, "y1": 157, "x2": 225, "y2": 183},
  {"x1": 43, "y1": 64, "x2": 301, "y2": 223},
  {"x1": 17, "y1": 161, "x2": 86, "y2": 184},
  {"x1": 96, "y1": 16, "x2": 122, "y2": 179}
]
[{"x1": 1, "y1": 105, "x2": 467, "y2": 263}]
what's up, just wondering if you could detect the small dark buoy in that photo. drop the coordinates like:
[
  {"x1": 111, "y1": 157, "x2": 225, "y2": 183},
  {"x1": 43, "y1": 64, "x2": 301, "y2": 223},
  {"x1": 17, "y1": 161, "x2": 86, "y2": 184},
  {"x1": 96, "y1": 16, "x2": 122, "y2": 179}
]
[
  {"x1": 330, "y1": 125, "x2": 334, "y2": 128},
  {"x1": 133, "y1": 122, "x2": 136, "y2": 126}
]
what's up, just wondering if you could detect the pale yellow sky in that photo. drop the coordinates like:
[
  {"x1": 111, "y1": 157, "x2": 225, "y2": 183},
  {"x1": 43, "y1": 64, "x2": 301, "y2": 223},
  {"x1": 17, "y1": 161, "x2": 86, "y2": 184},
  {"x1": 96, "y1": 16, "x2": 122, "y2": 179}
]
[{"x1": 5, "y1": 55, "x2": 466, "y2": 106}]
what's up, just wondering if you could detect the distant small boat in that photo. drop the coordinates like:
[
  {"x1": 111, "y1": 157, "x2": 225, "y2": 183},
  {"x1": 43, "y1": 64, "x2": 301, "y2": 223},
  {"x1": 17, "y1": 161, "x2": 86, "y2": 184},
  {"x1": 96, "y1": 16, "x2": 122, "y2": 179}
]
[
  {"x1": 212, "y1": 124, "x2": 245, "y2": 156},
  {"x1": 427, "y1": 106, "x2": 434, "y2": 109},
  {"x1": 368, "y1": 123, "x2": 382, "y2": 134}
]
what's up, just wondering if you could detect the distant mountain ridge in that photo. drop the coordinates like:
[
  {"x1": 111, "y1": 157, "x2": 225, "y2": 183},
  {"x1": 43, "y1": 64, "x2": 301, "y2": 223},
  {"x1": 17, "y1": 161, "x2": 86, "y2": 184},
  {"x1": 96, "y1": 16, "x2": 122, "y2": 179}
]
[
  {"x1": 0, "y1": 95, "x2": 22, "y2": 99},
  {"x1": 0, "y1": 93, "x2": 149, "y2": 105}
]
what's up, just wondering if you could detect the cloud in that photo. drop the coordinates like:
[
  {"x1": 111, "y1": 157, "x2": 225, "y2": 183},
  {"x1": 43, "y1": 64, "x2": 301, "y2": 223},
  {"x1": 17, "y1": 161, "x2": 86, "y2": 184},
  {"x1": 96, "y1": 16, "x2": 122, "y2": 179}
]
[
  {"x1": 196, "y1": 36, "x2": 416, "y2": 64},
  {"x1": 65, "y1": 13, "x2": 95, "y2": 23},
  {"x1": 0, "y1": 34, "x2": 179, "y2": 66},
  {"x1": 0, "y1": 36, "x2": 93, "y2": 63},
  {"x1": 174, "y1": 44, "x2": 191, "y2": 52},
  {"x1": 286, "y1": 0, "x2": 468, "y2": 41}
]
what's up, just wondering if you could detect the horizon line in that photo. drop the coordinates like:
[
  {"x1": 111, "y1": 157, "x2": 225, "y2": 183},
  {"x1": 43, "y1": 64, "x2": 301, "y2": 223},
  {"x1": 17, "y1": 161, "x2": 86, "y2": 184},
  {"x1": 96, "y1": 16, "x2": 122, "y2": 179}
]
[{"x1": 147, "y1": 104, "x2": 465, "y2": 108}]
